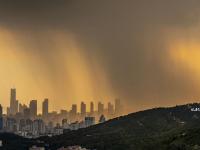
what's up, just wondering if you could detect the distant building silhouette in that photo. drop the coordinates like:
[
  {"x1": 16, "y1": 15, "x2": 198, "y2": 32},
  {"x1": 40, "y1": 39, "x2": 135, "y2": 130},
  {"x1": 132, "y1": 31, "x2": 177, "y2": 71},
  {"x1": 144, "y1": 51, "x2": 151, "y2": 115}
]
[
  {"x1": 81, "y1": 102, "x2": 86, "y2": 116},
  {"x1": 19, "y1": 103, "x2": 23, "y2": 113},
  {"x1": 98, "y1": 102, "x2": 104, "y2": 115},
  {"x1": 10, "y1": 88, "x2": 18, "y2": 115},
  {"x1": 108, "y1": 102, "x2": 114, "y2": 116},
  {"x1": 42, "y1": 98, "x2": 49, "y2": 118},
  {"x1": 71, "y1": 104, "x2": 77, "y2": 115},
  {"x1": 90, "y1": 102, "x2": 94, "y2": 114},
  {"x1": 29, "y1": 100, "x2": 37, "y2": 118},
  {"x1": 115, "y1": 98, "x2": 122, "y2": 116},
  {"x1": 6, "y1": 107, "x2": 10, "y2": 116},
  {"x1": 19, "y1": 103, "x2": 28, "y2": 114}
]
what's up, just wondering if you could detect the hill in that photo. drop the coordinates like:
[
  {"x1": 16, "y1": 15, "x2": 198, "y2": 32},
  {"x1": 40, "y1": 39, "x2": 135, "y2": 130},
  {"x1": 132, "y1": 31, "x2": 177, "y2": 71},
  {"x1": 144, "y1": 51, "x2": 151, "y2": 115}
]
[
  {"x1": 41, "y1": 103, "x2": 200, "y2": 150},
  {"x1": 1, "y1": 103, "x2": 200, "y2": 150}
]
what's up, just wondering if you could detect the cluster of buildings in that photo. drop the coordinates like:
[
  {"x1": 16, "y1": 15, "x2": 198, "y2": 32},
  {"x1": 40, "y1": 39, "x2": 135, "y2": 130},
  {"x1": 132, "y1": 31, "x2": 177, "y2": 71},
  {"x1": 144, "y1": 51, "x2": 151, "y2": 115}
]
[{"x1": 0, "y1": 88, "x2": 123, "y2": 138}]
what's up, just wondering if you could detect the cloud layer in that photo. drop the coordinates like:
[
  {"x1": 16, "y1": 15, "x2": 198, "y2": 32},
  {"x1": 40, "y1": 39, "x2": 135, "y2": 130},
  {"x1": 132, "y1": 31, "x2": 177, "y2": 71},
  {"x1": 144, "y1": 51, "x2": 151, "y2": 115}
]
[{"x1": 1, "y1": 0, "x2": 200, "y2": 112}]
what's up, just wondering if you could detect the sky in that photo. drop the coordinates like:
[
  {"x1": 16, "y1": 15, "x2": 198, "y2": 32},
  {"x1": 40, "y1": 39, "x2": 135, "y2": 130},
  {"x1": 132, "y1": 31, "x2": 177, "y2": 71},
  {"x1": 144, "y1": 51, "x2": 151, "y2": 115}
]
[{"x1": 1, "y1": 0, "x2": 200, "y2": 113}]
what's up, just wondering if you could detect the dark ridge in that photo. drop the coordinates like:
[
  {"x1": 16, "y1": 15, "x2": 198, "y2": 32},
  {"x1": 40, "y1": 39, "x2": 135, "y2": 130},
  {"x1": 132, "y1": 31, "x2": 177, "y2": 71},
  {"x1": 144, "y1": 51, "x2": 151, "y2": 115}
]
[{"x1": 1, "y1": 103, "x2": 200, "y2": 150}]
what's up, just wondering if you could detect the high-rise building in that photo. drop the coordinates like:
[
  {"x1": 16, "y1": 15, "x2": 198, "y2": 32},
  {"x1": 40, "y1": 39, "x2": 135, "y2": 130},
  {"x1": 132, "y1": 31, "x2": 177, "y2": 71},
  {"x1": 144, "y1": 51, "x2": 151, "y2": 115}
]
[
  {"x1": 19, "y1": 103, "x2": 28, "y2": 114},
  {"x1": 29, "y1": 100, "x2": 37, "y2": 118},
  {"x1": 7, "y1": 107, "x2": 10, "y2": 116},
  {"x1": 71, "y1": 104, "x2": 77, "y2": 115},
  {"x1": 19, "y1": 103, "x2": 23, "y2": 113},
  {"x1": 90, "y1": 102, "x2": 94, "y2": 114},
  {"x1": 108, "y1": 102, "x2": 114, "y2": 116},
  {"x1": 10, "y1": 89, "x2": 16, "y2": 111},
  {"x1": 42, "y1": 98, "x2": 49, "y2": 117},
  {"x1": 10, "y1": 88, "x2": 18, "y2": 115},
  {"x1": 115, "y1": 98, "x2": 122, "y2": 116},
  {"x1": 15, "y1": 100, "x2": 19, "y2": 114},
  {"x1": 81, "y1": 102, "x2": 86, "y2": 116},
  {"x1": 60, "y1": 110, "x2": 67, "y2": 115},
  {"x1": 98, "y1": 102, "x2": 104, "y2": 115}
]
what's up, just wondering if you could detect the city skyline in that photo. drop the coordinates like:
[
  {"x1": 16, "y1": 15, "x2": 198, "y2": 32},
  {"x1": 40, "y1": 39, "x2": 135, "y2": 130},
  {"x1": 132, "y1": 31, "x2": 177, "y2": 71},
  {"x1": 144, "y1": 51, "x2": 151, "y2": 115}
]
[
  {"x1": 1, "y1": 88, "x2": 121, "y2": 115},
  {"x1": 0, "y1": 88, "x2": 122, "y2": 139},
  {"x1": 1, "y1": 87, "x2": 117, "y2": 114}
]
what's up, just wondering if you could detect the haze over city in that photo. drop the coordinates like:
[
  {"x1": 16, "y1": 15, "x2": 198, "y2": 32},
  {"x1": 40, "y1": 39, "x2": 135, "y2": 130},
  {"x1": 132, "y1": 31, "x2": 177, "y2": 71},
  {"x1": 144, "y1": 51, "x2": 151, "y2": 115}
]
[{"x1": 1, "y1": 0, "x2": 200, "y2": 113}]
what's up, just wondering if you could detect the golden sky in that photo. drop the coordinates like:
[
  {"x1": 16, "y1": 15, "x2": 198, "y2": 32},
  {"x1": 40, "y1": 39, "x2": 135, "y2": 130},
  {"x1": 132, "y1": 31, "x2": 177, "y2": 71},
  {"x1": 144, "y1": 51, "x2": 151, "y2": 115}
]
[
  {"x1": 1, "y1": 0, "x2": 200, "y2": 113},
  {"x1": 0, "y1": 28, "x2": 115, "y2": 113}
]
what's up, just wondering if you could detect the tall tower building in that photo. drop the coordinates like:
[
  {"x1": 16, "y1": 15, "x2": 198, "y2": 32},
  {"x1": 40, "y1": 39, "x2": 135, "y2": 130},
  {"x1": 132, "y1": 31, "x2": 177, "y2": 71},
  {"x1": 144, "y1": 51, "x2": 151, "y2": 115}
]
[
  {"x1": 29, "y1": 100, "x2": 37, "y2": 118},
  {"x1": 115, "y1": 98, "x2": 122, "y2": 116},
  {"x1": 90, "y1": 102, "x2": 94, "y2": 114},
  {"x1": 19, "y1": 103, "x2": 28, "y2": 114},
  {"x1": 19, "y1": 103, "x2": 23, "y2": 113},
  {"x1": 42, "y1": 98, "x2": 49, "y2": 117},
  {"x1": 108, "y1": 102, "x2": 114, "y2": 116},
  {"x1": 98, "y1": 102, "x2": 104, "y2": 115},
  {"x1": 81, "y1": 102, "x2": 86, "y2": 116},
  {"x1": 15, "y1": 100, "x2": 19, "y2": 114},
  {"x1": 10, "y1": 88, "x2": 18, "y2": 115},
  {"x1": 71, "y1": 104, "x2": 77, "y2": 115},
  {"x1": 7, "y1": 107, "x2": 10, "y2": 116}
]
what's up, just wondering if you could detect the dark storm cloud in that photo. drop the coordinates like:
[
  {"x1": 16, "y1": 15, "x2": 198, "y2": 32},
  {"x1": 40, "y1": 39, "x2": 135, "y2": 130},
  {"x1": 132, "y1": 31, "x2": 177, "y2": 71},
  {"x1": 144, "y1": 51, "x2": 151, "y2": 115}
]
[{"x1": 1, "y1": 0, "x2": 200, "y2": 111}]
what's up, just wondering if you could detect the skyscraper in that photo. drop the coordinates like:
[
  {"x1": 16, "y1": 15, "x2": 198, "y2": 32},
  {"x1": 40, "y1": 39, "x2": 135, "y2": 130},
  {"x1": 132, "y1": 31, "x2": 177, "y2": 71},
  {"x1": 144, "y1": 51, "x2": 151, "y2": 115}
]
[
  {"x1": 71, "y1": 104, "x2": 77, "y2": 115},
  {"x1": 42, "y1": 98, "x2": 49, "y2": 117},
  {"x1": 19, "y1": 103, "x2": 28, "y2": 114},
  {"x1": 15, "y1": 100, "x2": 19, "y2": 114},
  {"x1": 19, "y1": 103, "x2": 23, "y2": 113},
  {"x1": 81, "y1": 102, "x2": 86, "y2": 116},
  {"x1": 115, "y1": 98, "x2": 122, "y2": 116},
  {"x1": 90, "y1": 102, "x2": 94, "y2": 114},
  {"x1": 10, "y1": 88, "x2": 18, "y2": 115},
  {"x1": 7, "y1": 107, "x2": 10, "y2": 116},
  {"x1": 108, "y1": 102, "x2": 114, "y2": 116},
  {"x1": 29, "y1": 100, "x2": 37, "y2": 118},
  {"x1": 98, "y1": 102, "x2": 104, "y2": 115}
]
